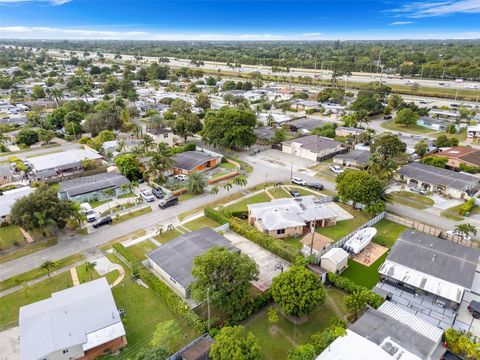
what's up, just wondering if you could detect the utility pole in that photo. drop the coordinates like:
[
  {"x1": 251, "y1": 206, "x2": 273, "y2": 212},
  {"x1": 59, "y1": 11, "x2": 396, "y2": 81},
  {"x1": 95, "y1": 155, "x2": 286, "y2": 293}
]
[
  {"x1": 309, "y1": 219, "x2": 317, "y2": 258},
  {"x1": 207, "y1": 287, "x2": 211, "y2": 331}
]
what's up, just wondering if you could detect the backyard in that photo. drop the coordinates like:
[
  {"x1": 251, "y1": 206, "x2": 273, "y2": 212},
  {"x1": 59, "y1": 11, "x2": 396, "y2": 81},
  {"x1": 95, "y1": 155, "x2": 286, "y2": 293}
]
[
  {"x1": 127, "y1": 240, "x2": 158, "y2": 260},
  {"x1": 0, "y1": 224, "x2": 25, "y2": 250},
  {"x1": 75, "y1": 263, "x2": 120, "y2": 285},
  {"x1": 316, "y1": 203, "x2": 370, "y2": 241},
  {"x1": 243, "y1": 287, "x2": 347, "y2": 360}
]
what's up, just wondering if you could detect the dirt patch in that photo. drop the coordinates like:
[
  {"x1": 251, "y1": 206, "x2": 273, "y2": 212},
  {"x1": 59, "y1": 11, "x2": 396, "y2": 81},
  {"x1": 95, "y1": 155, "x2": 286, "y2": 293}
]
[
  {"x1": 301, "y1": 232, "x2": 333, "y2": 253},
  {"x1": 351, "y1": 242, "x2": 388, "y2": 266}
]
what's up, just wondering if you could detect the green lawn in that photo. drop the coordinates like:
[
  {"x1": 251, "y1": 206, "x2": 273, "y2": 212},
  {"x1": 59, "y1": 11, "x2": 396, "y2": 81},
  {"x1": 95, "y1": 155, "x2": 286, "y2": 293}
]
[
  {"x1": 373, "y1": 219, "x2": 406, "y2": 248},
  {"x1": 89, "y1": 199, "x2": 110, "y2": 208},
  {"x1": 183, "y1": 216, "x2": 221, "y2": 231},
  {"x1": 76, "y1": 263, "x2": 119, "y2": 285},
  {"x1": 153, "y1": 229, "x2": 183, "y2": 244},
  {"x1": 283, "y1": 236, "x2": 304, "y2": 250},
  {"x1": 219, "y1": 162, "x2": 237, "y2": 170},
  {"x1": 223, "y1": 192, "x2": 272, "y2": 213},
  {"x1": 127, "y1": 240, "x2": 158, "y2": 260},
  {"x1": 316, "y1": 204, "x2": 370, "y2": 241},
  {"x1": 104, "y1": 254, "x2": 199, "y2": 359},
  {"x1": 387, "y1": 191, "x2": 434, "y2": 210},
  {"x1": 269, "y1": 188, "x2": 291, "y2": 199},
  {"x1": 117, "y1": 192, "x2": 137, "y2": 199},
  {"x1": 287, "y1": 186, "x2": 322, "y2": 197},
  {"x1": 0, "y1": 238, "x2": 58, "y2": 264},
  {"x1": 0, "y1": 225, "x2": 25, "y2": 250},
  {"x1": 441, "y1": 203, "x2": 465, "y2": 221},
  {"x1": 112, "y1": 207, "x2": 153, "y2": 224},
  {"x1": 381, "y1": 119, "x2": 437, "y2": 134},
  {"x1": 341, "y1": 252, "x2": 388, "y2": 289},
  {"x1": 101, "y1": 202, "x2": 136, "y2": 216},
  {"x1": 243, "y1": 288, "x2": 347, "y2": 360},
  {"x1": 0, "y1": 253, "x2": 85, "y2": 292},
  {"x1": 179, "y1": 192, "x2": 200, "y2": 201},
  {"x1": 0, "y1": 272, "x2": 73, "y2": 330}
]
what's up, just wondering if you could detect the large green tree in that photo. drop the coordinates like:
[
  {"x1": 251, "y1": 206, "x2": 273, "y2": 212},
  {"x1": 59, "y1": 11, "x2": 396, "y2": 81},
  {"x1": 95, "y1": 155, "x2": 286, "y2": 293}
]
[
  {"x1": 10, "y1": 185, "x2": 75, "y2": 233},
  {"x1": 115, "y1": 153, "x2": 142, "y2": 180},
  {"x1": 395, "y1": 108, "x2": 420, "y2": 126},
  {"x1": 370, "y1": 133, "x2": 406, "y2": 162},
  {"x1": 190, "y1": 247, "x2": 259, "y2": 314},
  {"x1": 173, "y1": 113, "x2": 203, "y2": 142},
  {"x1": 202, "y1": 107, "x2": 256, "y2": 149},
  {"x1": 185, "y1": 172, "x2": 208, "y2": 194},
  {"x1": 336, "y1": 170, "x2": 385, "y2": 207},
  {"x1": 270, "y1": 265, "x2": 326, "y2": 317},
  {"x1": 16, "y1": 128, "x2": 38, "y2": 145},
  {"x1": 209, "y1": 326, "x2": 262, "y2": 360}
]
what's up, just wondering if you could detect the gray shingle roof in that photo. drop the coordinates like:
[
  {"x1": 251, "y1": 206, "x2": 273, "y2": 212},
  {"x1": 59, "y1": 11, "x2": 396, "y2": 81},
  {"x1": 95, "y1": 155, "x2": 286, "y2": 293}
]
[
  {"x1": 59, "y1": 172, "x2": 130, "y2": 197},
  {"x1": 385, "y1": 229, "x2": 480, "y2": 288},
  {"x1": 397, "y1": 162, "x2": 479, "y2": 191},
  {"x1": 172, "y1": 151, "x2": 218, "y2": 171},
  {"x1": 282, "y1": 135, "x2": 341, "y2": 153},
  {"x1": 334, "y1": 150, "x2": 371, "y2": 164},
  {"x1": 146, "y1": 228, "x2": 231, "y2": 289},
  {"x1": 289, "y1": 118, "x2": 327, "y2": 131}
]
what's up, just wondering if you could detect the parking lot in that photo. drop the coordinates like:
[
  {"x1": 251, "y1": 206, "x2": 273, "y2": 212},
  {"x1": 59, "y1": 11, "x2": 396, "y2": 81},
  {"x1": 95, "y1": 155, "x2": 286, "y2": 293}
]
[{"x1": 222, "y1": 230, "x2": 290, "y2": 292}]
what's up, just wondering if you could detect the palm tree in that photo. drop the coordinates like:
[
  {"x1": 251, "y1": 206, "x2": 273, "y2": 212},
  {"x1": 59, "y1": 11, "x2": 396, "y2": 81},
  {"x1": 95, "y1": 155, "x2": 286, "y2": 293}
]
[
  {"x1": 142, "y1": 134, "x2": 154, "y2": 153},
  {"x1": 185, "y1": 172, "x2": 207, "y2": 194},
  {"x1": 266, "y1": 114, "x2": 275, "y2": 128},
  {"x1": 455, "y1": 224, "x2": 477, "y2": 239},
  {"x1": 232, "y1": 175, "x2": 248, "y2": 192},
  {"x1": 48, "y1": 87, "x2": 63, "y2": 108},
  {"x1": 210, "y1": 186, "x2": 219, "y2": 196},
  {"x1": 34, "y1": 211, "x2": 57, "y2": 237},
  {"x1": 41, "y1": 260, "x2": 55, "y2": 278},
  {"x1": 85, "y1": 261, "x2": 97, "y2": 280},
  {"x1": 76, "y1": 85, "x2": 93, "y2": 102},
  {"x1": 71, "y1": 202, "x2": 87, "y2": 228},
  {"x1": 223, "y1": 181, "x2": 233, "y2": 192},
  {"x1": 146, "y1": 152, "x2": 172, "y2": 184}
]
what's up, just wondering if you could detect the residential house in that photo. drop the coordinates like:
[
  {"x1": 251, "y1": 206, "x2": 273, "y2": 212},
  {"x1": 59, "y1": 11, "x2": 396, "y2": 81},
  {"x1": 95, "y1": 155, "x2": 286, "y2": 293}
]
[
  {"x1": 257, "y1": 112, "x2": 292, "y2": 126},
  {"x1": 146, "y1": 228, "x2": 233, "y2": 298},
  {"x1": 0, "y1": 186, "x2": 34, "y2": 220},
  {"x1": 417, "y1": 117, "x2": 450, "y2": 131},
  {"x1": 19, "y1": 278, "x2": 127, "y2": 360},
  {"x1": 145, "y1": 126, "x2": 174, "y2": 147},
  {"x1": 395, "y1": 162, "x2": 480, "y2": 199},
  {"x1": 247, "y1": 196, "x2": 337, "y2": 239},
  {"x1": 436, "y1": 146, "x2": 480, "y2": 170},
  {"x1": 378, "y1": 230, "x2": 480, "y2": 308},
  {"x1": 27, "y1": 149, "x2": 104, "y2": 182},
  {"x1": 0, "y1": 163, "x2": 16, "y2": 185},
  {"x1": 429, "y1": 109, "x2": 461, "y2": 119},
  {"x1": 467, "y1": 124, "x2": 480, "y2": 142},
  {"x1": 317, "y1": 301, "x2": 442, "y2": 360},
  {"x1": 254, "y1": 127, "x2": 276, "y2": 143},
  {"x1": 289, "y1": 118, "x2": 327, "y2": 133},
  {"x1": 335, "y1": 126, "x2": 367, "y2": 138},
  {"x1": 333, "y1": 150, "x2": 371, "y2": 169},
  {"x1": 292, "y1": 100, "x2": 321, "y2": 111},
  {"x1": 58, "y1": 171, "x2": 130, "y2": 202},
  {"x1": 282, "y1": 135, "x2": 343, "y2": 161},
  {"x1": 171, "y1": 151, "x2": 221, "y2": 175}
]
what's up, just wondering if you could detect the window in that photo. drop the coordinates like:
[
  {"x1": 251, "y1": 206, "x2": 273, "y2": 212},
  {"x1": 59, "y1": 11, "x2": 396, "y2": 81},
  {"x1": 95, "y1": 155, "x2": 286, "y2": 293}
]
[
  {"x1": 163, "y1": 133, "x2": 169, "y2": 138},
  {"x1": 277, "y1": 229, "x2": 285, "y2": 235},
  {"x1": 62, "y1": 349, "x2": 69, "y2": 354}
]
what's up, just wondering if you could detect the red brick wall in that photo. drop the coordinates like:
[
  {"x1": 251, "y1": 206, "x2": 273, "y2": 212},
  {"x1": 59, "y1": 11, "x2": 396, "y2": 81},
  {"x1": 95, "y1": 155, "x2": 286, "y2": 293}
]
[{"x1": 79, "y1": 336, "x2": 127, "y2": 360}]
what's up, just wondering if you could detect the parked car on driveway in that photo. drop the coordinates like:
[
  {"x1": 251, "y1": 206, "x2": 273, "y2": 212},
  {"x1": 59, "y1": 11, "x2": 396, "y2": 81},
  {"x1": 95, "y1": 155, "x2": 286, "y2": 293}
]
[
  {"x1": 290, "y1": 189, "x2": 301, "y2": 197},
  {"x1": 152, "y1": 187, "x2": 165, "y2": 199},
  {"x1": 291, "y1": 177, "x2": 306, "y2": 185},
  {"x1": 467, "y1": 300, "x2": 480, "y2": 319},
  {"x1": 159, "y1": 196, "x2": 179, "y2": 209},
  {"x1": 175, "y1": 174, "x2": 188, "y2": 182},
  {"x1": 93, "y1": 216, "x2": 112, "y2": 228},
  {"x1": 409, "y1": 187, "x2": 428, "y2": 195},
  {"x1": 441, "y1": 350, "x2": 464, "y2": 360},
  {"x1": 139, "y1": 190, "x2": 155, "y2": 202},
  {"x1": 306, "y1": 182, "x2": 324, "y2": 191},
  {"x1": 329, "y1": 165, "x2": 344, "y2": 174}
]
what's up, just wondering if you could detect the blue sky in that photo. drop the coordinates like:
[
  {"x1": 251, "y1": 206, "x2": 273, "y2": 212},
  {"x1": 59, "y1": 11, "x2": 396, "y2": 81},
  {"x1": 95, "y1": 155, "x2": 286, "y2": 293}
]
[{"x1": 0, "y1": 0, "x2": 479, "y2": 40}]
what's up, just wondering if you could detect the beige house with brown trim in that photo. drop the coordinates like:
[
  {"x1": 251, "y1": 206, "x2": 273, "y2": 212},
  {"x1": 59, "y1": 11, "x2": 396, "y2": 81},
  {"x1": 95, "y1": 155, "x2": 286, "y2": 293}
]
[{"x1": 247, "y1": 196, "x2": 337, "y2": 239}]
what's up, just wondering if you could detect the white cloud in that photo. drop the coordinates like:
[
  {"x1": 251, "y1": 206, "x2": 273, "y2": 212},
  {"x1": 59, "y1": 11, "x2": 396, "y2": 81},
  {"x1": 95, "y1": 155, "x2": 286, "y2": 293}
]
[
  {"x1": 0, "y1": 0, "x2": 71, "y2": 4},
  {"x1": 391, "y1": 0, "x2": 480, "y2": 18},
  {"x1": 390, "y1": 21, "x2": 413, "y2": 25},
  {"x1": 0, "y1": 26, "x2": 478, "y2": 41}
]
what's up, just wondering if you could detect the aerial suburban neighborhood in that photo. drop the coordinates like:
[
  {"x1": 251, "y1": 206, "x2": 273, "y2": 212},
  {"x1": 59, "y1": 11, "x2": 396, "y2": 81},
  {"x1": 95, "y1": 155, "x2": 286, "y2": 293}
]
[{"x1": 0, "y1": 1, "x2": 480, "y2": 359}]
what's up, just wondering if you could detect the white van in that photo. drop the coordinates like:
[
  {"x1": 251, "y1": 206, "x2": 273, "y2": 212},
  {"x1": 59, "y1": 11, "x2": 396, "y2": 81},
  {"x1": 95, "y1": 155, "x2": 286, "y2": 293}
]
[{"x1": 80, "y1": 203, "x2": 97, "y2": 222}]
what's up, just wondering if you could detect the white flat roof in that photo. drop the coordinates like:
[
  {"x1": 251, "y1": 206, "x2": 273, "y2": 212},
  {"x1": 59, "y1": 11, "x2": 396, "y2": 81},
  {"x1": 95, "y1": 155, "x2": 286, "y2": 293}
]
[
  {"x1": 321, "y1": 247, "x2": 349, "y2": 264},
  {"x1": 28, "y1": 149, "x2": 102, "y2": 172},
  {"x1": 0, "y1": 186, "x2": 34, "y2": 218},
  {"x1": 378, "y1": 260, "x2": 465, "y2": 303}
]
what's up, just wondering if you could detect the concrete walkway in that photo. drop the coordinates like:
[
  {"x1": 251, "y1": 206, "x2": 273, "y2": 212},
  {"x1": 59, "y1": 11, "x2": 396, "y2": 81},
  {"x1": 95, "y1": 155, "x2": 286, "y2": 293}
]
[{"x1": 70, "y1": 267, "x2": 80, "y2": 286}]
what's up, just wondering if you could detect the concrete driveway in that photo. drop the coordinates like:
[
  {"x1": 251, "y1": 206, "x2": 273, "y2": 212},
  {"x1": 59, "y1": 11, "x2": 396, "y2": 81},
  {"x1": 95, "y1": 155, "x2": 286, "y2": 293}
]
[
  {"x1": 454, "y1": 291, "x2": 480, "y2": 338},
  {"x1": 0, "y1": 327, "x2": 20, "y2": 360},
  {"x1": 222, "y1": 230, "x2": 290, "y2": 292},
  {"x1": 254, "y1": 149, "x2": 316, "y2": 169}
]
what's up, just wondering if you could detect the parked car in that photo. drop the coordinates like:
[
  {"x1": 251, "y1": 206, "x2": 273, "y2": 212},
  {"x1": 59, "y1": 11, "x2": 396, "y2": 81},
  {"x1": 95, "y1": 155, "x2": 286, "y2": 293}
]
[
  {"x1": 93, "y1": 216, "x2": 112, "y2": 228},
  {"x1": 80, "y1": 202, "x2": 96, "y2": 223},
  {"x1": 139, "y1": 190, "x2": 155, "y2": 202},
  {"x1": 152, "y1": 187, "x2": 165, "y2": 199},
  {"x1": 383, "y1": 115, "x2": 392, "y2": 120},
  {"x1": 467, "y1": 300, "x2": 480, "y2": 319},
  {"x1": 290, "y1": 189, "x2": 301, "y2": 197},
  {"x1": 306, "y1": 182, "x2": 324, "y2": 191},
  {"x1": 441, "y1": 350, "x2": 464, "y2": 360},
  {"x1": 409, "y1": 187, "x2": 428, "y2": 195},
  {"x1": 291, "y1": 177, "x2": 306, "y2": 185},
  {"x1": 329, "y1": 165, "x2": 344, "y2": 174},
  {"x1": 159, "y1": 196, "x2": 179, "y2": 209},
  {"x1": 175, "y1": 174, "x2": 188, "y2": 182},
  {"x1": 446, "y1": 229, "x2": 472, "y2": 241}
]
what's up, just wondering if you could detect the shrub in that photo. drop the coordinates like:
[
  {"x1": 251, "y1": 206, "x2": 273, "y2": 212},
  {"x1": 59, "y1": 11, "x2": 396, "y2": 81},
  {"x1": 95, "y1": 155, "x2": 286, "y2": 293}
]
[
  {"x1": 327, "y1": 273, "x2": 384, "y2": 309},
  {"x1": 459, "y1": 198, "x2": 475, "y2": 216},
  {"x1": 204, "y1": 207, "x2": 229, "y2": 224},
  {"x1": 112, "y1": 243, "x2": 206, "y2": 332},
  {"x1": 230, "y1": 290, "x2": 272, "y2": 323},
  {"x1": 443, "y1": 328, "x2": 480, "y2": 360},
  {"x1": 172, "y1": 142, "x2": 196, "y2": 154}
]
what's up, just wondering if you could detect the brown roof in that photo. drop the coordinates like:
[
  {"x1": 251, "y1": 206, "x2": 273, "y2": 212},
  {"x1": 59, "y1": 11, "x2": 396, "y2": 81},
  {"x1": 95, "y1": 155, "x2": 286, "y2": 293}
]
[{"x1": 436, "y1": 147, "x2": 480, "y2": 167}]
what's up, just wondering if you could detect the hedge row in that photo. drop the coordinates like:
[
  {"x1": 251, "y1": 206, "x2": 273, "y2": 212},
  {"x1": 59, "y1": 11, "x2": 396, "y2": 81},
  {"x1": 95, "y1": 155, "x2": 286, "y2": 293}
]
[
  {"x1": 229, "y1": 217, "x2": 301, "y2": 263},
  {"x1": 204, "y1": 207, "x2": 229, "y2": 225},
  {"x1": 459, "y1": 198, "x2": 475, "y2": 216},
  {"x1": 172, "y1": 142, "x2": 196, "y2": 154},
  {"x1": 327, "y1": 273, "x2": 384, "y2": 309},
  {"x1": 112, "y1": 243, "x2": 207, "y2": 332},
  {"x1": 229, "y1": 290, "x2": 272, "y2": 323}
]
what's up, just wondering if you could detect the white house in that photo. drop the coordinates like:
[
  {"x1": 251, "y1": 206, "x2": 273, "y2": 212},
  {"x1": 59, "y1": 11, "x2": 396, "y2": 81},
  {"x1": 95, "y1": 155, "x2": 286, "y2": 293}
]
[{"x1": 282, "y1": 135, "x2": 343, "y2": 161}]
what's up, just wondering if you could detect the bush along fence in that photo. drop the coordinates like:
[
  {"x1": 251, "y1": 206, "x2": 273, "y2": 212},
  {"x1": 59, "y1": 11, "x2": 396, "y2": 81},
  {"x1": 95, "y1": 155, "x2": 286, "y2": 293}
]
[
  {"x1": 112, "y1": 243, "x2": 206, "y2": 333},
  {"x1": 303, "y1": 212, "x2": 386, "y2": 261},
  {"x1": 204, "y1": 207, "x2": 300, "y2": 263},
  {"x1": 327, "y1": 273, "x2": 384, "y2": 309}
]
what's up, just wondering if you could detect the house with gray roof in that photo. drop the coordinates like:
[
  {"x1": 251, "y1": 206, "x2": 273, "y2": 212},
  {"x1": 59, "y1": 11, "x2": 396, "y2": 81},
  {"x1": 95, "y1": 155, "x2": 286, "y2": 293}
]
[
  {"x1": 288, "y1": 118, "x2": 328, "y2": 133},
  {"x1": 378, "y1": 229, "x2": 480, "y2": 307},
  {"x1": 282, "y1": 135, "x2": 343, "y2": 161},
  {"x1": 172, "y1": 151, "x2": 221, "y2": 175},
  {"x1": 333, "y1": 150, "x2": 371, "y2": 169},
  {"x1": 146, "y1": 227, "x2": 232, "y2": 298},
  {"x1": 248, "y1": 195, "x2": 337, "y2": 238},
  {"x1": 19, "y1": 278, "x2": 127, "y2": 360},
  {"x1": 0, "y1": 186, "x2": 34, "y2": 219},
  {"x1": 395, "y1": 162, "x2": 480, "y2": 199},
  {"x1": 58, "y1": 171, "x2": 130, "y2": 202}
]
